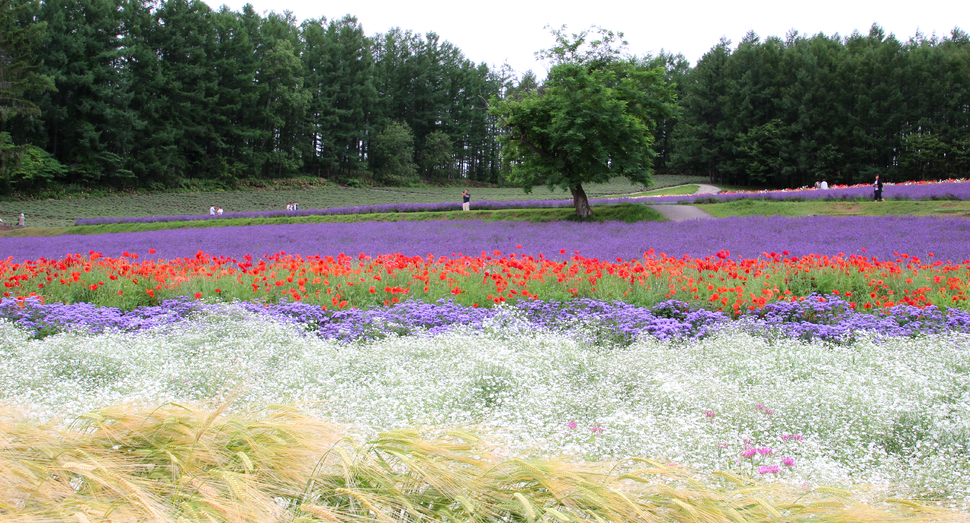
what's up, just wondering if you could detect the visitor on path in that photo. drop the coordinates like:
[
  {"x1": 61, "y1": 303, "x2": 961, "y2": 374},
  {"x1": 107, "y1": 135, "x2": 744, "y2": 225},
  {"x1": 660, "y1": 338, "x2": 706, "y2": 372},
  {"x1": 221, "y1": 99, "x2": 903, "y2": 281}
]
[
  {"x1": 18, "y1": 213, "x2": 25, "y2": 227},
  {"x1": 873, "y1": 174, "x2": 884, "y2": 201},
  {"x1": 216, "y1": 207, "x2": 224, "y2": 215},
  {"x1": 209, "y1": 206, "x2": 216, "y2": 215},
  {"x1": 462, "y1": 189, "x2": 470, "y2": 211},
  {"x1": 820, "y1": 180, "x2": 828, "y2": 190}
]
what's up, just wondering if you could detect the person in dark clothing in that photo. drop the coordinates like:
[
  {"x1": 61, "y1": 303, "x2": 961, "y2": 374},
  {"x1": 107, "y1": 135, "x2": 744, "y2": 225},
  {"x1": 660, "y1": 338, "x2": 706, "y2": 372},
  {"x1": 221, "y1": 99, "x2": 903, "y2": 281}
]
[
  {"x1": 462, "y1": 189, "x2": 471, "y2": 211},
  {"x1": 873, "y1": 174, "x2": 884, "y2": 201}
]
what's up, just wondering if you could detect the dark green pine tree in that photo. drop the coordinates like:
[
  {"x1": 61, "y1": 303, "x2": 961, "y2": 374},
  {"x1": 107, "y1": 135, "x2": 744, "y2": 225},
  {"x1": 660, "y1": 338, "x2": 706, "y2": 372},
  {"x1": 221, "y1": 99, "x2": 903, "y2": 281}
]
[
  {"x1": 838, "y1": 25, "x2": 906, "y2": 182},
  {"x1": 125, "y1": 0, "x2": 222, "y2": 187},
  {"x1": 779, "y1": 31, "x2": 845, "y2": 186},
  {"x1": 36, "y1": 0, "x2": 138, "y2": 186},
  {"x1": 645, "y1": 51, "x2": 690, "y2": 171},
  {"x1": 301, "y1": 15, "x2": 377, "y2": 177},
  {"x1": 670, "y1": 38, "x2": 733, "y2": 183},
  {"x1": 206, "y1": 6, "x2": 262, "y2": 179},
  {"x1": 0, "y1": 0, "x2": 54, "y2": 121},
  {"x1": 0, "y1": 0, "x2": 61, "y2": 193},
  {"x1": 247, "y1": 11, "x2": 310, "y2": 177}
]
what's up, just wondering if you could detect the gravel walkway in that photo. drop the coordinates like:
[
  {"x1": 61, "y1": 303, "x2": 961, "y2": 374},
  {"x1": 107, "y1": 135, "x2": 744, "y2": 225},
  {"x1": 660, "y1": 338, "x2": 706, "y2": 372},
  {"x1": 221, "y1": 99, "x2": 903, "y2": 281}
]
[{"x1": 644, "y1": 184, "x2": 720, "y2": 222}]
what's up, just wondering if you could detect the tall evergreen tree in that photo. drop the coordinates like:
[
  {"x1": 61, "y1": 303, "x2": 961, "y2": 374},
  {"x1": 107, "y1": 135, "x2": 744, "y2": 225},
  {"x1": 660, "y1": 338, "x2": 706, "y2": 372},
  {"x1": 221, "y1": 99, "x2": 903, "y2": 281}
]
[
  {"x1": 670, "y1": 38, "x2": 732, "y2": 183},
  {"x1": 301, "y1": 15, "x2": 376, "y2": 176},
  {"x1": 0, "y1": 0, "x2": 53, "y2": 121},
  {"x1": 0, "y1": 0, "x2": 60, "y2": 193},
  {"x1": 36, "y1": 0, "x2": 137, "y2": 185}
]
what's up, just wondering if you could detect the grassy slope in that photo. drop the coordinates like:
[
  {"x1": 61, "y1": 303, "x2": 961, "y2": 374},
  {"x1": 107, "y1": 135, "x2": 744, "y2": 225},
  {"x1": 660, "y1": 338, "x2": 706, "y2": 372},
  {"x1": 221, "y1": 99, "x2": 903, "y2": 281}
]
[
  {"x1": 698, "y1": 199, "x2": 970, "y2": 218},
  {"x1": 0, "y1": 175, "x2": 709, "y2": 229},
  {"x1": 0, "y1": 204, "x2": 666, "y2": 237}
]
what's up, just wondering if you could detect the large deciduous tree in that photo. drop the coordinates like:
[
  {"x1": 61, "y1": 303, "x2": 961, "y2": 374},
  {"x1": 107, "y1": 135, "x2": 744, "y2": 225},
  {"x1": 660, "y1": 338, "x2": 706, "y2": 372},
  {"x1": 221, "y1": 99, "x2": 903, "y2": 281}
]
[{"x1": 489, "y1": 27, "x2": 675, "y2": 218}]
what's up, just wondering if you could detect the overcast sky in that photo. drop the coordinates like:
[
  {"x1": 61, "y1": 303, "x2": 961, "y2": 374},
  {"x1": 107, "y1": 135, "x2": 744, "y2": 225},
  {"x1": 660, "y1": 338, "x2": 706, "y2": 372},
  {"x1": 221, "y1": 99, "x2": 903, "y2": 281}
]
[{"x1": 206, "y1": 0, "x2": 963, "y2": 76}]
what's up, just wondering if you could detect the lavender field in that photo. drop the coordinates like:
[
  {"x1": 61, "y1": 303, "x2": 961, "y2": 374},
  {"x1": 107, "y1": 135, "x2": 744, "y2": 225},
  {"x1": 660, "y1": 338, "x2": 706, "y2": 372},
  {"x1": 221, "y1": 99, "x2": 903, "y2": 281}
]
[
  {"x1": 4, "y1": 215, "x2": 970, "y2": 263},
  {"x1": 653, "y1": 179, "x2": 970, "y2": 203}
]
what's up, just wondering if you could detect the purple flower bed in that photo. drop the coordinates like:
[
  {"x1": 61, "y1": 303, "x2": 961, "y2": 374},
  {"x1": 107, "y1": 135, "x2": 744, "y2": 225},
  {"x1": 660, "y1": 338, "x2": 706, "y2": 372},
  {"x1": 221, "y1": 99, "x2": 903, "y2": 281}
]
[
  {"x1": 4, "y1": 295, "x2": 968, "y2": 343},
  {"x1": 3, "y1": 216, "x2": 970, "y2": 263},
  {"x1": 651, "y1": 180, "x2": 970, "y2": 204}
]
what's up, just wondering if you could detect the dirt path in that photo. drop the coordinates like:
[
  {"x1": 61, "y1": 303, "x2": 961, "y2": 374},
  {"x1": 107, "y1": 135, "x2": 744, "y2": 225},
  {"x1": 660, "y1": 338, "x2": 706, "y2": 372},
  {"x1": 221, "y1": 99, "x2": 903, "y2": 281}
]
[
  {"x1": 641, "y1": 184, "x2": 720, "y2": 222},
  {"x1": 645, "y1": 204, "x2": 716, "y2": 221}
]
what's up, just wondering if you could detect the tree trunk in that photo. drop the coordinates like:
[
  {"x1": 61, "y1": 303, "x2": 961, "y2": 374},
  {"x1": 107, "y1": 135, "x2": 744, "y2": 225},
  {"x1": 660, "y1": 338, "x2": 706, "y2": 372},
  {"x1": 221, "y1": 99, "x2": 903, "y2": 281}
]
[{"x1": 570, "y1": 183, "x2": 593, "y2": 218}]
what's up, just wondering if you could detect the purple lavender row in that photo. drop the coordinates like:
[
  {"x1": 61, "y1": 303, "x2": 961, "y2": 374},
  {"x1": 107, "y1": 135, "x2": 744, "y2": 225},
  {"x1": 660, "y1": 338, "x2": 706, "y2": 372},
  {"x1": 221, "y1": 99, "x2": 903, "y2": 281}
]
[
  {"x1": 4, "y1": 215, "x2": 970, "y2": 263},
  {"x1": 71, "y1": 181, "x2": 970, "y2": 226},
  {"x1": 4, "y1": 295, "x2": 968, "y2": 343},
  {"x1": 649, "y1": 180, "x2": 970, "y2": 204}
]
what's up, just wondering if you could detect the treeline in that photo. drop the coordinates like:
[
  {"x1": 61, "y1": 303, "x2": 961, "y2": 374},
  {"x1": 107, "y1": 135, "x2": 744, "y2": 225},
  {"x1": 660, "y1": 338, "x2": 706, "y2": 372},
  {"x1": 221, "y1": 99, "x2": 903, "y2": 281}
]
[
  {"x1": 2, "y1": 0, "x2": 969, "y2": 194},
  {"x1": 669, "y1": 26, "x2": 970, "y2": 187},
  {"x1": 1, "y1": 0, "x2": 505, "y2": 194}
]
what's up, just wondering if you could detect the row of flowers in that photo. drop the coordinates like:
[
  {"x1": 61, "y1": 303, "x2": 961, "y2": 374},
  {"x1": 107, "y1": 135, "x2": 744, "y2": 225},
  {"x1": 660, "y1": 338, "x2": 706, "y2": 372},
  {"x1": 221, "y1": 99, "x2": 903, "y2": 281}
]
[
  {"x1": 4, "y1": 294, "x2": 968, "y2": 343},
  {"x1": 5, "y1": 215, "x2": 970, "y2": 267},
  {"x1": 70, "y1": 179, "x2": 970, "y2": 226},
  {"x1": 2, "y1": 249, "x2": 968, "y2": 314},
  {"x1": 3, "y1": 301, "x2": 969, "y2": 502}
]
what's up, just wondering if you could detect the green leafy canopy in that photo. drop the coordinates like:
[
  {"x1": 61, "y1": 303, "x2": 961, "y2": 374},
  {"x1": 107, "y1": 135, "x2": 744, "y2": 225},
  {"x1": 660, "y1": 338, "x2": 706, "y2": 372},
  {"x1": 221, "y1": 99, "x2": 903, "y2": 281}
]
[{"x1": 489, "y1": 26, "x2": 676, "y2": 216}]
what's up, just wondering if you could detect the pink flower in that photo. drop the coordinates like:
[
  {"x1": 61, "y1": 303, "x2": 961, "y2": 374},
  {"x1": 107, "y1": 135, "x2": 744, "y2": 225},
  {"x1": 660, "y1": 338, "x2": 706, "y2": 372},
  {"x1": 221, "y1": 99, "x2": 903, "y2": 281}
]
[
  {"x1": 703, "y1": 410, "x2": 716, "y2": 418},
  {"x1": 781, "y1": 457, "x2": 795, "y2": 467},
  {"x1": 567, "y1": 421, "x2": 578, "y2": 430},
  {"x1": 758, "y1": 465, "x2": 780, "y2": 474}
]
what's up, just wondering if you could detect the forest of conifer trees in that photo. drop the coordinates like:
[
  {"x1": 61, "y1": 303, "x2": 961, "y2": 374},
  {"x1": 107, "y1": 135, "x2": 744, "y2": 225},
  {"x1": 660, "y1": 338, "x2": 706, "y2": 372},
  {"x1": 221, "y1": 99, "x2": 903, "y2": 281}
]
[{"x1": 1, "y1": 0, "x2": 968, "y2": 195}]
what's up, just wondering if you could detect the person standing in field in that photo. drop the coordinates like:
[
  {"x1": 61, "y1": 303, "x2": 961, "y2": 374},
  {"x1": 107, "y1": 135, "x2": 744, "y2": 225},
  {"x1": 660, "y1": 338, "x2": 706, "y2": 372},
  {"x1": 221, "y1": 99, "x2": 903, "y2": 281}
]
[
  {"x1": 462, "y1": 189, "x2": 470, "y2": 211},
  {"x1": 18, "y1": 213, "x2": 25, "y2": 226},
  {"x1": 873, "y1": 174, "x2": 884, "y2": 201},
  {"x1": 820, "y1": 180, "x2": 828, "y2": 190}
]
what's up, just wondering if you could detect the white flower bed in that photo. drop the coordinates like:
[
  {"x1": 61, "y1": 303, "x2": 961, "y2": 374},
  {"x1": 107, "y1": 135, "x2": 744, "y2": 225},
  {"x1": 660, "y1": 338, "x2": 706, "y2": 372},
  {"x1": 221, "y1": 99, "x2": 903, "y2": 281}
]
[{"x1": 2, "y1": 305, "x2": 968, "y2": 504}]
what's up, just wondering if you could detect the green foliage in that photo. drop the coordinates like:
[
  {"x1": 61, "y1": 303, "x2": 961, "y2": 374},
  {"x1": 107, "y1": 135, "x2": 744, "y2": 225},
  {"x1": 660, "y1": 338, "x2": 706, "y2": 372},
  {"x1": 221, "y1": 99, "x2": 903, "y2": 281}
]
[
  {"x1": 301, "y1": 15, "x2": 377, "y2": 176},
  {"x1": 734, "y1": 119, "x2": 787, "y2": 185},
  {"x1": 372, "y1": 121, "x2": 418, "y2": 182},
  {"x1": 420, "y1": 130, "x2": 454, "y2": 180},
  {"x1": 490, "y1": 26, "x2": 676, "y2": 217},
  {"x1": 0, "y1": 131, "x2": 65, "y2": 192},
  {"x1": 0, "y1": 0, "x2": 55, "y2": 121},
  {"x1": 672, "y1": 26, "x2": 970, "y2": 188}
]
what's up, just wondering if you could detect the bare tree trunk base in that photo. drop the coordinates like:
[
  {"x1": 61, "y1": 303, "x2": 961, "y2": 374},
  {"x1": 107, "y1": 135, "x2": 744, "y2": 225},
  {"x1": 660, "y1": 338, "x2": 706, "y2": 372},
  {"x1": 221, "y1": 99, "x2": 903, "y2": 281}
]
[{"x1": 570, "y1": 184, "x2": 593, "y2": 219}]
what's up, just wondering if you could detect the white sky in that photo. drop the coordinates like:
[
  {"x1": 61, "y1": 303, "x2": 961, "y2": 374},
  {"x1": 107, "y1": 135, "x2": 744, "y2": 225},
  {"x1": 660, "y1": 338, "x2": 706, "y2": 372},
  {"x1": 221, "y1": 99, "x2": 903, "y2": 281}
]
[{"x1": 206, "y1": 0, "x2": 964, "y2": 76}]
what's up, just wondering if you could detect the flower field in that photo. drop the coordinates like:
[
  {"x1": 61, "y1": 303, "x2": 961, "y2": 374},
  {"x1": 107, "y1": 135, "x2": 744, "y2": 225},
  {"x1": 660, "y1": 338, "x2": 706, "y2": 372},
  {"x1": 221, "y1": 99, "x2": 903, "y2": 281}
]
[
  {"x1": 657, "y1": 178, "x2": 970, "y2": 203},
  {"x1": 3, "y1": 216, "x2": 970, "y2": 312},
  {"x1": 2, "y1": 213, "x2": 970, "y2": 519}
]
